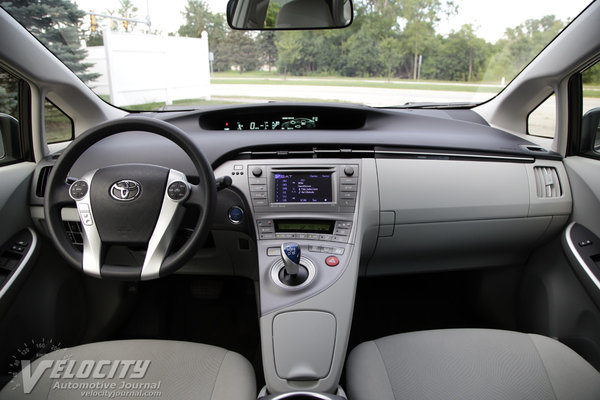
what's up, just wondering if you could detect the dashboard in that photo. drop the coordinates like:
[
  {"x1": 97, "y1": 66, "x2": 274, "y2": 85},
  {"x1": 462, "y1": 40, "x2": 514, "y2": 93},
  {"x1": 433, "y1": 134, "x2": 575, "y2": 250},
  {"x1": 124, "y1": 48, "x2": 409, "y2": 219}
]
[{"x1": 27, "y1": 102, "x2": 573, "y2": 394}]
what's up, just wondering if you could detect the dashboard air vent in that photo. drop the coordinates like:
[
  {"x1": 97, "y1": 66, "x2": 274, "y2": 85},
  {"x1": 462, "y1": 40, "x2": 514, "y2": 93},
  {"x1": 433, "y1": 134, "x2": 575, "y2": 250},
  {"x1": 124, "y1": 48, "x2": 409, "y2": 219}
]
[
  {"x1": 534, "y1": 167, "x2": 561, "y2": 198},
  {"x1": 35, "y1": 166, "x2": 53, "y2": 197}
]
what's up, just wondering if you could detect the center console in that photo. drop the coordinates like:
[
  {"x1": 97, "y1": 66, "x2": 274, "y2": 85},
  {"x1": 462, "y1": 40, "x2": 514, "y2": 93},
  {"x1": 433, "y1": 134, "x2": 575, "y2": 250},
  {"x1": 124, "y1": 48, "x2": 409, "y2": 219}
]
[{"x1": 214, "y1": 158, "x2": 379, "y2": 394}]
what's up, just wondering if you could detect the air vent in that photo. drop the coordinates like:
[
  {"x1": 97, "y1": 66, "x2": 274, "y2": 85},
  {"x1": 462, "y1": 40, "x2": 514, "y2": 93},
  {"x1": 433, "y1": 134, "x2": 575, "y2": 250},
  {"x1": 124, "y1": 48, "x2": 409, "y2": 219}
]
[
  {"x1": 534, "y1": 167, "x2": 562, "y2": 198},
  {"x1": 35, "y1": 166, "x2": 53, "y2": 197}
]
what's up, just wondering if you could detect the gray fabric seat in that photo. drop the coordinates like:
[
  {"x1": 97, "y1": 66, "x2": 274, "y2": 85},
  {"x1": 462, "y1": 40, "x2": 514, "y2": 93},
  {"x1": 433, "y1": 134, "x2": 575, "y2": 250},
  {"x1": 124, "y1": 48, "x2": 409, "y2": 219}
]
[
  {"x1": 346, "y1": 329, "x2": 600, "y2": 400},
  {"x1": 0, "y1": 339, "x2": 256, "y2": 400}
]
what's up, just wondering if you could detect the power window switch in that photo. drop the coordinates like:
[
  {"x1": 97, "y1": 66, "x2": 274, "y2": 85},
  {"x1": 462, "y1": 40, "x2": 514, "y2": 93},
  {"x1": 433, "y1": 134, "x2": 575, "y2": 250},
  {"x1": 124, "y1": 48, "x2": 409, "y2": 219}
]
[
  {"x1": 579, "y1": 240, "x2": 592, "y2": 247},
  {"x1": 11, "y1": 245, "x2": 24, "y2": 253}
]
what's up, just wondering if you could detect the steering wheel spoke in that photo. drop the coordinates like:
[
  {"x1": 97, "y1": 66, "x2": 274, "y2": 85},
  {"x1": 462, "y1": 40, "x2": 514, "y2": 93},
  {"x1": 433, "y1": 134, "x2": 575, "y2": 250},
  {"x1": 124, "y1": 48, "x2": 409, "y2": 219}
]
[{"x1": 141, "y1": 169, "x2": 188, "y2": 280}]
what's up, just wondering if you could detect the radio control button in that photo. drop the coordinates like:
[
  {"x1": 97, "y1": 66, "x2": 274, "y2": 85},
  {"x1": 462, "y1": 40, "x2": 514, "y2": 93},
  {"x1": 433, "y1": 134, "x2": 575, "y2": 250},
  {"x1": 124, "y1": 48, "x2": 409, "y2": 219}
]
[
  {"x1": 340, "y1": 184, "x2": 357, "y2": 192},
  {"x1": 344, "y1": 167, "x2": 355, "y2": 176},
  {"x1": 250, "y1": 184, "x2": 267, "y2": 192},
  {"x1": 249, "y1": 177, "x2": 267, "y2": 185},
  {"x1": 252, "y1": 192, "x2": 267, "y2": 199},
  {"x1": 340, "y1": 177, "x2": 358, "y2": 185},
  {"x1": 253, "y1": 199, "x2": 268, "y2": 206},
  {"x1": 340, "y1": 199, "x2": 356, "y2": 207},
  {"x1": 340, "y1": 192, "x2": 356, "y2": 199},
  {"x1": 252, "y1": 167, "x2": 263, "y2": 177}
]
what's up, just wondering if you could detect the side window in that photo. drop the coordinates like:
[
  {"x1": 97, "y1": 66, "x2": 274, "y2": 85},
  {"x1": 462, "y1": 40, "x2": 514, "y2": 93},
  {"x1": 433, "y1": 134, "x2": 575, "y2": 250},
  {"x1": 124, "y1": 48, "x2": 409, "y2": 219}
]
[
  {"x1": 528, "y1": 93, "x2": 556, "y2": 138},
  {"x1": 581, "y1": 61, "x2": 600, "y2": 156},
  {"x1": 44, "y1": 99, "x2": 73, "y2": 144},
  {"x1": 0, "y1": 67, "x2": 21, "y2": 165}
]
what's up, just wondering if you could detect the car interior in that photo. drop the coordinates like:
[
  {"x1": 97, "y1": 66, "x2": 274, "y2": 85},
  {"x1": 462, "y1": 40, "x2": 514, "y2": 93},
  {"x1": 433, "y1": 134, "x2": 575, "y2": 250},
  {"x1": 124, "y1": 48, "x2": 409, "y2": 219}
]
[{"x1": 1, "y1": 0, "x2": 600, "y2": 399}]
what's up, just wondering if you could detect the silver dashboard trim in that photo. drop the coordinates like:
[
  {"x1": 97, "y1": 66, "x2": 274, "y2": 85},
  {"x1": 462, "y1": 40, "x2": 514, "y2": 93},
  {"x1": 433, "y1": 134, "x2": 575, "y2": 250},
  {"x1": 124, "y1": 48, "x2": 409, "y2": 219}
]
[
  {"x1": 564, "y1": 222, "x2": 600, "y2": 290},
  {"x1": 375, "y1": 149, "x2": 534, "y2": 162},
  {"x1": 0, "y1": 228, "x2": 38, "y2": 300},
  {"x1": 270, "y1": 256, "x2": 317, "y2": 291}
]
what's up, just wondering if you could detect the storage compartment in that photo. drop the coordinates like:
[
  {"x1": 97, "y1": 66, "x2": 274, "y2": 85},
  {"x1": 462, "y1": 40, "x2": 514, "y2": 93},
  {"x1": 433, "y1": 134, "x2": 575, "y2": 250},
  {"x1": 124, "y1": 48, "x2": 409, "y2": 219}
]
[
  {"x1": 369, "y1": 217, "x2": 554, "y2": 274},
  {"x1": 273, "y1": 311, "x2": 336, "y2": 380}
]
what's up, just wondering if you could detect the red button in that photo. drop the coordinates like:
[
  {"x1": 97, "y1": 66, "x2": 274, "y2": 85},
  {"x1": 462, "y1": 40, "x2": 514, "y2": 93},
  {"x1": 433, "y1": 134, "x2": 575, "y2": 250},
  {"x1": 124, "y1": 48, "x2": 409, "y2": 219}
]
[{"x1": 325, "y1": 256, "x2": 339, "y2": 267}]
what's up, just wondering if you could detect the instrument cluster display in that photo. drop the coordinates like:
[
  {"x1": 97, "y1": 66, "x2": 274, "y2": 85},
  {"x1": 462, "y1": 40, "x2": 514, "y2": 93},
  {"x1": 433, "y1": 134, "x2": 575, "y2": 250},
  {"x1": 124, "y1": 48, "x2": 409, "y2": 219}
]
[
  {"x1": 225, "y1": 116, "x2": 318, "y2": 131},
  {"x1": 198, "y1": 106, "x2": 367, "y2": 131}
]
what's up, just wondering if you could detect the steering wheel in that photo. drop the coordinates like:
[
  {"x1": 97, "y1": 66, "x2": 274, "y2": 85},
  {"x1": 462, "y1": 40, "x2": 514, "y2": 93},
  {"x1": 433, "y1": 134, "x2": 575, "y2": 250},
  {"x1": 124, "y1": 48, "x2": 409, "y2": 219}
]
[{"x1": 44, "y1": 117, "x2": 216, "y2": 280}]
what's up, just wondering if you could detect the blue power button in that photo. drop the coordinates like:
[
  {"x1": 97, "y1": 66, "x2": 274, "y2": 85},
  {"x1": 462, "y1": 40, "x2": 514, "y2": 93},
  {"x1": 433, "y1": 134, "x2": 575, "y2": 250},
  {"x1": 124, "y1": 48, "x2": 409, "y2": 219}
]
[{"x1": 228, "y1": 206, "x2": 244, "y2": 224}]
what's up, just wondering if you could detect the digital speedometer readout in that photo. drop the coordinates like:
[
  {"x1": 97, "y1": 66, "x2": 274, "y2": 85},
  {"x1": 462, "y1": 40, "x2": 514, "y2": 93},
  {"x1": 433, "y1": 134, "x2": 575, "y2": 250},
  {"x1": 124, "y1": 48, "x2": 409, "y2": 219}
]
[{"x1": 224, "y1": 116, "x2": 318, "y2": 130}]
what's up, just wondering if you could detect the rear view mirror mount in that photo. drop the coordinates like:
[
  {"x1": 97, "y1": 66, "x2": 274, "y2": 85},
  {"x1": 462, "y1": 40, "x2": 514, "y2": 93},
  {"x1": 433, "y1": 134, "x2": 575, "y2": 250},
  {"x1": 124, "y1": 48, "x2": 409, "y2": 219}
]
[{"x1": 227, "y1": 0, "x2": 353, "y2": 30}]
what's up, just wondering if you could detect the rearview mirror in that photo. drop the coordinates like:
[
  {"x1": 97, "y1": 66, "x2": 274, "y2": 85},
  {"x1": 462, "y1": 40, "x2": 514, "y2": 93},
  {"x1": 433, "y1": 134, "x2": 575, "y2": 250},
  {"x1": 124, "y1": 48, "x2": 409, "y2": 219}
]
[{"x1": 227, "y1": 0, "x2": 353, "y2": 30}]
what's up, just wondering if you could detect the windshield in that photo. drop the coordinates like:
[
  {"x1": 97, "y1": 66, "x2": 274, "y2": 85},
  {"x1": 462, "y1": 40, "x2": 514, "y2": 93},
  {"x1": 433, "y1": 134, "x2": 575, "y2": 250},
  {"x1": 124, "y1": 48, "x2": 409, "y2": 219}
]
[{"x1": 2, "y1": 0, "x2": 592, "y2": 110}]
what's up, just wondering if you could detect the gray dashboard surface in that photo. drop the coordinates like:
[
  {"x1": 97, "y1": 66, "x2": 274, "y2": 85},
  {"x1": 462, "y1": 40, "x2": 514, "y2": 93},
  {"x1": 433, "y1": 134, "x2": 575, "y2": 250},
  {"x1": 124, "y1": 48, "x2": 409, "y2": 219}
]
[{"x1": 61, "y1": 103, "x2": 558, "y2": 178}]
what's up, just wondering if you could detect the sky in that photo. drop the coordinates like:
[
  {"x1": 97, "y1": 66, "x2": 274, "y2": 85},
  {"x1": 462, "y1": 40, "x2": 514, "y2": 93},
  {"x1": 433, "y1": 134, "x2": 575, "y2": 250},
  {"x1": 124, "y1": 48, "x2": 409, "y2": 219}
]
[{"x1": 75, "y1": 0, "x2": 592, "y2": 43}]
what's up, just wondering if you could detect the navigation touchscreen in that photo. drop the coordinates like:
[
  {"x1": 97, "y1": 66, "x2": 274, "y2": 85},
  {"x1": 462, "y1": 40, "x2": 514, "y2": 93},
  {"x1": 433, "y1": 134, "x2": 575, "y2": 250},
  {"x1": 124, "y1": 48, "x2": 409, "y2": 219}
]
[{"x1": 273, "y1": 173, "x2": 333, "y2": 203}]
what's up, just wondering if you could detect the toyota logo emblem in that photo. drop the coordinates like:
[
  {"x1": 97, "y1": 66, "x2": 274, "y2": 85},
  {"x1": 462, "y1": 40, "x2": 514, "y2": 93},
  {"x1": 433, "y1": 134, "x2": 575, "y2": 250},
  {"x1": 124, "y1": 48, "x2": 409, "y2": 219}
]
[{"x1": 110, "y1": 180, "x2": 141, "y2": 201}]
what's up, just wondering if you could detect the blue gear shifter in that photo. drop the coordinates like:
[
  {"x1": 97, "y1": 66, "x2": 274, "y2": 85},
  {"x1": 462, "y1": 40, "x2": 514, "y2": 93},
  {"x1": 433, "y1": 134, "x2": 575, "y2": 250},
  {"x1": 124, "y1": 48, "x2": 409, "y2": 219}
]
[{"x1": 281, "y1": 242, "x2": 301, "y2": 275}]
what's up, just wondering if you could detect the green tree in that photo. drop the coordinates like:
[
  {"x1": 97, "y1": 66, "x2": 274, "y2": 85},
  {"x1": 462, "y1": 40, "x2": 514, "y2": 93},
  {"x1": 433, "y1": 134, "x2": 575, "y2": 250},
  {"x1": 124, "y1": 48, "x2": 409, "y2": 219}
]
[
  {"x1": 177, "y1": 0, "x2": 228, "y2": 67},
  {"x1": 276, "y1": 31, "x2": 304, "y2": 78},
  {"x1": 398, "y1": 0, "x2": 457, "y2": 79},
  {"x1": 117, "y1": 0, "x2": 138, "y2": 32},
  {"x1": 379, "y1": 36, "x2": 404, "y2": 81},
  {"x1": 257, "y1": 32, "x2": 278, "y2": 72},
  {"x1": 425, "y1": 25, "x2": 488, "y2": 81},
  {"x1": 1, "y1": 0, "x2": 99, "y2": 83},
  {"x1": 485, "y1": 15, "x2": 564, "y2": 83}
]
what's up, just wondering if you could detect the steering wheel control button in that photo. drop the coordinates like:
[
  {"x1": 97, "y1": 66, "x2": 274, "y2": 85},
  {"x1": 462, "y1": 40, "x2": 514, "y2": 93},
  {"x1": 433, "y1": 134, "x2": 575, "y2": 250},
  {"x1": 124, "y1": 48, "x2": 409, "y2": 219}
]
[
  {"x1": 326, "y1": 256, "x2": 340, "y2": 267},
  {"x1": 80, "y1": 212, "x2": 93, "y2": 226},
  {"x1": 167, "y1": 181, "x2": 189, "y2": 201},
  {"x1": 110, "y1": 179, "x2": 142, "y2": 201},
  {"x1": 227, "y1": 206, "x2": 245, "y2": 224},
  {"x1": 69, "y1": 180, "x2": 88, "y2": 200}
]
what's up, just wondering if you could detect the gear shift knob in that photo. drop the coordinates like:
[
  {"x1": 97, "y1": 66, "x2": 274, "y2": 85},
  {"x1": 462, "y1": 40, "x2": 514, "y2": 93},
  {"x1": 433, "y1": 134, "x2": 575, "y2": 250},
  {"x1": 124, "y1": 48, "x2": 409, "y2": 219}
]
[{"x1": 281, "y1": 242, "x2": 301, "y2": 275}]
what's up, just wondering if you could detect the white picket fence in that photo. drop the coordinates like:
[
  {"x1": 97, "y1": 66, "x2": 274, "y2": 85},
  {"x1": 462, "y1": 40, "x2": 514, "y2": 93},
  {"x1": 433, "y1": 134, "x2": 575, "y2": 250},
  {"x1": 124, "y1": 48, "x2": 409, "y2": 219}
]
[{"x1": 84, "y1": 31, "x2": 211, "y2": 107}]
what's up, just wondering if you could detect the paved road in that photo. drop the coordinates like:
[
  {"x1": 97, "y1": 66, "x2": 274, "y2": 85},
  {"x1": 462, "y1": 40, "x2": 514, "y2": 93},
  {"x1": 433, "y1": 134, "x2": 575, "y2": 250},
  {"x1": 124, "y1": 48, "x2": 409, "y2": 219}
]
[{"x1": 211, "y1": 83, "x2": 492, "y2": 106}]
